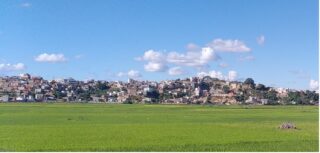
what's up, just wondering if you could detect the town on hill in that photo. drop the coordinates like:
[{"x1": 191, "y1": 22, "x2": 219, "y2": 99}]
[{"x1": 0, "y1": 73, "x2": 318, "y2": 105}]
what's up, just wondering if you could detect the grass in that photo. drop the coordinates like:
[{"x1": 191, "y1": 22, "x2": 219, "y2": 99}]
[{"x1": 0, "y1": 103, "x2": 318, "y2": 151}]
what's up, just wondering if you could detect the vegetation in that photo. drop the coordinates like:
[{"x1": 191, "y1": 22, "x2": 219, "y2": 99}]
[
  {"x1": 222, "y1": 85, "x2": 230, "y2": 93},
  {"x1": 0, "y1": 103, "x2": 318, "y2": 151},
  {"x1": 244, "y1": 78, "x2": 255, "y2": 88}
]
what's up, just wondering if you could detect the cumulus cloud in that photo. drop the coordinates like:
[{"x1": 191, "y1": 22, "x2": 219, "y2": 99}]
[
  {"x1": 117, "y1": 70, "x2": 142, "y2": 78},
  {"x1": 138, "y1": 50, "x2": 168, "y2": 72},
  {"x1": 127, "y1": 70, "x2": 141, "y2": 78},
  {"x1": 0, "y1": 63, "x2": 26, "y2": 71},
  {"x1": 137, "y1": 38, "x2": 250, "y2": 73},
  {"x1": 309, "y1": 79, "x2": 319, "y2": 91},
  {"x1": 138, "y1": 47, "x2": 219, "y2": 72},
  {"x1": 207, "y1": 39, "x2": 251, "y2": 52},
  {"x1": 142, "y1": 50, "x2": 165, "y2": 62},
  {"x1": 167, "y1": 47, "x2": 219, "y2": 67},
  {"x1": 35, "y1": 53, "x2": 67, "y2": 63},
  {"x1": 197, "y1": 70, "x2": 238, "y2": 81},
  {"x1": 168, "y1": 67, "x2": 184, "y2": 76},
  {"x1": 199, "y1": 70, "x2": 224, "y2": 80},
  {"x1": 117, "y1": 72, "x2": 126, "y2": 77},
  {"x1": 144, "y1": 62, "x2": 167, "y2": 72},
  {"x1": 228, "y1": 71, "x2": 237, "y2": 81},
  {"x1": 257, "y1": 35, "x2": 265, "y2": 45}
]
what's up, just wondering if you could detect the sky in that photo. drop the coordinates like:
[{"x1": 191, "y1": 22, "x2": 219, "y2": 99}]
[{"x1": 0, "y1": 0, "x2": 318, "y2": 90}]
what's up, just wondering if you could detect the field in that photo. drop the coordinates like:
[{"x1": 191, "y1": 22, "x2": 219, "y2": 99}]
[{"x1": 0, "y1": 103, "x2": 318, "y2": 152}]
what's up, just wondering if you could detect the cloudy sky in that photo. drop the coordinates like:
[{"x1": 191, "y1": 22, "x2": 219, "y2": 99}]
[{"x1": 0, "y1": 0, "x2": 318, "y2": 90}]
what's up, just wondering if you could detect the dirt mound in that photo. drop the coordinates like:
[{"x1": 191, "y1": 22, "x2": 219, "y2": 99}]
[{"x1": 279, "y1": 122, "x2": 297, "y2": 129}]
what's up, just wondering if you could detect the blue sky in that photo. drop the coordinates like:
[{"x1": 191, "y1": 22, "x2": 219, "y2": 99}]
[{"x1": 0, "y1": 0, "x2": 318, "y2": 90}]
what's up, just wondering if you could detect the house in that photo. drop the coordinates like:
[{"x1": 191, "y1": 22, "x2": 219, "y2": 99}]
[
  {"x1": 0, "y1": 95, "x2": 9, "y2": 102},
  {"x1": 261, "y1": 99, "x2": 268, "y2": 105},
  {"x1": 245, "y1": 96, "x2": 258, "y2": 104},
  {"x1": 194, "y1": 88, "x2": 200, "y2": 96},
  {"x1": 16, "y1": 96, "x2": 26, "y2": 102},
  {"x1": 229, "y1": 82, "x2": 241, "y2": 90},
  {"x1": 107, "y1": 97, "x2": 117, "y2": 103},
  {"x1": 143, "y1": 97, "x2": 152, "y2": 103},
  {"x1": 35, "y1": 94, "x2": 44, "y2": 101},
  {"x1": 27, "y1": 95, "x2": 35, "y2": 102}
]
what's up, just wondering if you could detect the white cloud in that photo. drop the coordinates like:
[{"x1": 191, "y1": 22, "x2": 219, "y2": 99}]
[
  {"x1": 207, "y1": 39, "x2": 251, "y2": 52},
  {"x1": 128, "y1": 70, "x2": 141, "y2": 78},
  {"x1": 117, "y1": 72, "x2": 126, "y2": 77},
  {"x1": 117, "y1": 70, "x2": 142, "y2": 78},
  {"x1": 138, "y1": 47, "x2": 219, "y2": 72},
  {"x1": 197, "y1": 72, "x2": 209, "y2": 78},
  {"x1": 167, "y1": 47, "x2": 219, "y2": 67},
  {"x1": 138, "y1": 38, "x2": 251, "y2": 73},
  {"x1": 257, "y1": 35, "x2": 265, "y2": 45},
  {"x1": 228, "y1": 71, "x2": 237, "y2": 81},
  {"x1": 35, "y1": 53, "x2": 67, "y2": 63},
  {"x1": 144, "y1": 62, "x2": 167, "y2": 72},
  {"x1": 309, "y1": 79, "x2": 319, "y2": 91},
  {"x1": 0, "y1": 63, "x2": 26, "y2": 71},
  {"x1": 142, "y1": 50, "x2": 165, "y2": 62},
  {"x1": 239, "y1": 55, "x2": 255, "y2": 61},
  {"x1": 138, "y1": 50, "x2": 168, "y2": 72},
  {"x1": 197, "y1": 70, "x2": 224, "y2": 80},
  {"x1": 20, "y1": 2, "x2": 32, "y2": 8},
  {"x1": 197, "y1": 70, "x2": 238, "y2": 81},
  {"x1": 168, "y1": 67, "x2": 184, "y2": 76}
]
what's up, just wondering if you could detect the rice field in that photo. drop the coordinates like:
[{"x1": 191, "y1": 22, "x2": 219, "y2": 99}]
[{"x1": 0, "y1": 103, "x2": 318, "y2": 151}]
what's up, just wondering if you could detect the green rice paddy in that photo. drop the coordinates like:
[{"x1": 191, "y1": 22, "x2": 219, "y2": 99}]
[{"x1": 0, "y1": 103, "x2": 318, "y2": 151}]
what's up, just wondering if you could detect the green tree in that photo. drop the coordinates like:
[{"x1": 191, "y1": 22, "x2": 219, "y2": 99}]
[
  {"x1": 53, "y1": 90, "x2": 66, "y2": 99},
  {"x1": 79, "y1": 91, "x2": 91, "y2": 101},
  {"x1": 244, "y1": 78, "x2": 255, "y2": 88},
  {"x1": 267, "y1": 90, "x2": 278, "y2": 100},
  {"x1": 96, "y1": 81, "x2": 109, "y2": 91},
  {"x1": 146, "y1": 90, "x2": 160, "y2": 99},
  {"x1": 287, "y1": 91, "x2": 301, "y2": 104},
  {"x1": 199, "y1": 81, "x2": 210, "y2": 91},
  {"x1": 255, "y1": 84, "x2": 267, "y2": 91},
  {"x1": 305, "y1": 90, "x2": 319, "y2": 104},
  {"x1": 222, "y1": 85, "x2": 230, "y2": 93},
  {"x1": 235, "y1": 95, "x2": 245, "y2": 103}
]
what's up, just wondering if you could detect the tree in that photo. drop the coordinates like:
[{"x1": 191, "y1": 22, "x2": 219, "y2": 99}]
[
  {"x1": 146, "y1": 90, "x2": 160, "y2": 99},
  {"x1": 199, "y1": 81, "x2": 210, "y2": 91},
  {"x1": 160, "y1": 92, "x2": 173, "y2": 101},
  {"x1": 53, "y1": 90, "x2": 66, "y2": 99},
  {"x1": 222, "y1": 85, "x2": 230, "y2": 93},
  {"x1": 235, "y1": 95, "x2": 245, "y2": 103},
  {"x1": 266, "y1": 90, "x2": 278, "y2": 102},
  {"x1": 176, "y1": 92, "x2": 187, "y2": 98},
  {"x1": 255, "y1": 84, "x2": 267, "y2": 91},
  {"x1": 79, "y1": 91, "x2": 91, "y2": 101},
  {"x1": 96, "y1": 81, "x2": 109, "y2": 91},
  {"x1": 287, "y1": 91, "x2": 301, "y2": 104},
  {"x1": 305, "y1": 90, "x2": 319, "y2": 104},
  {"x1": 244, "y1": 78, "x2": 255, "y2": 88},
  {"x1": 123, "y1": 97, "x2": 133, "y2": 104}
]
